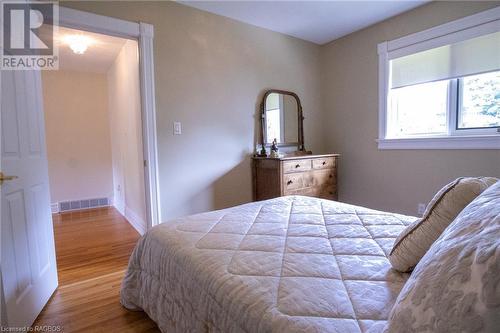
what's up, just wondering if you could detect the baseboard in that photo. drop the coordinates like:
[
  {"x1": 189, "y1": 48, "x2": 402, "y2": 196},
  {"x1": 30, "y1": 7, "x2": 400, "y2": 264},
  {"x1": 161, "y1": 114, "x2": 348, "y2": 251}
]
[
  {"x1": 124, "y1": 206, "x2": 146, "y2": 235},
  {"x1": 113, "y1": 198, "x2": 125, "y2": 216}
]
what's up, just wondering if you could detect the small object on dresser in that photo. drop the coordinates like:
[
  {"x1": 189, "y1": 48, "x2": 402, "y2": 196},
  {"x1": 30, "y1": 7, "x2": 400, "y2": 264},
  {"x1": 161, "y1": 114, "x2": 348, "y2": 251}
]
[
  {"x1": 270, "y1": 138, "x2": 279, "y2": 158},
  {"x1": 255, "y1": 144, "x2": 267, "y2": 157}
]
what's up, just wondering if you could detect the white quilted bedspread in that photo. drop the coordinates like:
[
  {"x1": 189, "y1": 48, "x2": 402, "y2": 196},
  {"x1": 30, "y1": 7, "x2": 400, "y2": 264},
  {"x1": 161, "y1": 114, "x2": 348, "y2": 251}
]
[{"x1": 121, "y1": 196, "x2": 417, "y2": 333}]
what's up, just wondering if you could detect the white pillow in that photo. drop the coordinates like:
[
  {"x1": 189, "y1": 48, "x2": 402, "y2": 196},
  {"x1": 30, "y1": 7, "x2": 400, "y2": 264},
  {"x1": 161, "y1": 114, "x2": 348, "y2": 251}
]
[
  {"x1": 386, "y1": 181, "x2": 500, "y2": 333},
  {"x1": 389, "y1": 177, "x2": 497, "y2": 272}
]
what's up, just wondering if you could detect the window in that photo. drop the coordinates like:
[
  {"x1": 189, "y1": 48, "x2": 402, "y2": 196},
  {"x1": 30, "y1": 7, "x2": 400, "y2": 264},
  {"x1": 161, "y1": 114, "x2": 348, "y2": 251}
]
[
  {"x1": 378, "y1": 7, "x2": 500, "y2": 149},
  {"x1": 387, "y1": 71, "x2": 500, "y2": 139},
  {"x1": 458, "y1": 71, "x2": 500, "y2": 130}
]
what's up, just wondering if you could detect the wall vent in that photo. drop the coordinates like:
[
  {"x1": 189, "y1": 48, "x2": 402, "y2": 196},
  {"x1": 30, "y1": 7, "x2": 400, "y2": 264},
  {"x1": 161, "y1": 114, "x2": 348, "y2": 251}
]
[
  {"x1": 58, "y1": 197, "x2": 110, "y2": 213},
  {"x1": 50, "y1": 203, "x2": 59, "y2": 214}
]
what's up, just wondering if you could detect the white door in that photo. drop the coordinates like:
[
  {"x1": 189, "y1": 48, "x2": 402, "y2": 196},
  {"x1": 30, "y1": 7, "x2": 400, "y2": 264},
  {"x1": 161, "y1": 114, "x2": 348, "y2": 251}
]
[{"x1": 1, "y1": 70, "x2": 58, "y2": 327}]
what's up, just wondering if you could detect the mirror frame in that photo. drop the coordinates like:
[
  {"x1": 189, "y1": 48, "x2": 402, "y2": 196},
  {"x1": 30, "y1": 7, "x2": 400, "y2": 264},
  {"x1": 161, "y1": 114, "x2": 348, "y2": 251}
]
[{"x1": 260, "y1": 89, "x2": 305, "y2": 151}]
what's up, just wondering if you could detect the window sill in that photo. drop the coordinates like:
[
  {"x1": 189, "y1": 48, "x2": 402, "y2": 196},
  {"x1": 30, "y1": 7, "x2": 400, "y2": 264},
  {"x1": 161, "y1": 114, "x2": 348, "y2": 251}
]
[{"x1": 377, "y1": 135, "x2": 500, "y2": 150}]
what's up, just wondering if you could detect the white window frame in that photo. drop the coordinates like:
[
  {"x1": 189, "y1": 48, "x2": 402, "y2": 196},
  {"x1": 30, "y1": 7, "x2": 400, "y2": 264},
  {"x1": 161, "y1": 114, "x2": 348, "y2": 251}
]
[{"x1": 377, "y1": 7, "x2": 500, "y2": 150}]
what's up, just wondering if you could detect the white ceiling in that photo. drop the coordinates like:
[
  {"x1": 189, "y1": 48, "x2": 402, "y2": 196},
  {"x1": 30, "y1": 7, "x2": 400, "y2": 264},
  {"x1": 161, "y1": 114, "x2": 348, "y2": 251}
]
[
  {"x1": 179, "y1": 0, "x2": 429, "y2": 45},
  {"x1": 52, "y1": 26, "x2": 128, "y2": 73}
]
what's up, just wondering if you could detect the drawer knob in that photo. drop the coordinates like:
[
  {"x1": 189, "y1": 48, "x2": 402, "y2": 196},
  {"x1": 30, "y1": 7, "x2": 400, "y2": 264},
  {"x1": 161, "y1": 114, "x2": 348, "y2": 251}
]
[
  {"x1": 329, "y1": 174, "x2": 333, "y2": 178},
  {"x1": 329, "y1": 191, "x2": 334, "y2": 195},
  {"x1": 295, "y1": 164, "x2": 300, "y2": 168},
  {"x1": 287, "y1": 180, "x2": 293, "y2": 185},
  {"x1": 322, "y1": 161, "x2": 326, "y2": 165}
]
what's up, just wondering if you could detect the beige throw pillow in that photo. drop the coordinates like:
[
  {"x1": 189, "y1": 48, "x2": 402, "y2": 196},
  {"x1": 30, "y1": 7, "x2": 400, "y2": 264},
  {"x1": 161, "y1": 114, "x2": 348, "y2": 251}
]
[{"x1": 389, "y1": 176, "x2": 497, "y2": 272}]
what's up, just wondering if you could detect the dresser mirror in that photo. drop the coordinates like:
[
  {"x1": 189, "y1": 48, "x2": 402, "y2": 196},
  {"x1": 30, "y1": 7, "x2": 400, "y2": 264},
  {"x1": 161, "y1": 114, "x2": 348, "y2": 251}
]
[{"x1": 260, "y1": 90, "x2": 304, "y2": 151}]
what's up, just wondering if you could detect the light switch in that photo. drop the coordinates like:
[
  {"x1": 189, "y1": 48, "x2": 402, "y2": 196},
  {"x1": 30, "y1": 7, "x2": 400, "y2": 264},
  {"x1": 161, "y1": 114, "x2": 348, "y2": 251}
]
[{"x1": 173, "y1": 121, "x2": 182, "y2": 135}]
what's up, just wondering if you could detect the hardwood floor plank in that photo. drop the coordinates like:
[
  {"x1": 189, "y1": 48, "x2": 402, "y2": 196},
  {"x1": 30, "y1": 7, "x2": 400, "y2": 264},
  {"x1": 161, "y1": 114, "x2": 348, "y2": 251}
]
[
  {"x1": 51, "y1": 207, "x2": 139, "y2": 285},
  {"x1": 34, "y1": 207, "x2": 159, "y2": 332}
]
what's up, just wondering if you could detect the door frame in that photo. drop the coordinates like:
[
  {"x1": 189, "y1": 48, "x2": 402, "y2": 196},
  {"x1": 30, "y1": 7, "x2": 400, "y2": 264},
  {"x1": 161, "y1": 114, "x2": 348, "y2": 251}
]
[{"x1": 58, "y1": 7, "x2": 160, "y2": 230}]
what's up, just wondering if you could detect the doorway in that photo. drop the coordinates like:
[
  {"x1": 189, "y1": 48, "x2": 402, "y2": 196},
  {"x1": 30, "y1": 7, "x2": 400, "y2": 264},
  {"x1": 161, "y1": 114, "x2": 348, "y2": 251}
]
[
  {"x1": 42, "y1": 26, "x2": 146, "y2": 284},
  {"x1": 1, "y1": 7, "x2": 159, "y2": 328},
  {"x1": 56, "y1": 7, "x2": 160, "y2": 230}
]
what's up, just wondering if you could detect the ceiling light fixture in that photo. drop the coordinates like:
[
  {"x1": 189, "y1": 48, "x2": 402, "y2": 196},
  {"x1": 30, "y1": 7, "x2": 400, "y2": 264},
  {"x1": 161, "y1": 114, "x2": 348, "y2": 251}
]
[{"x1": 64, "y1": 34, "x2": 92, "y2": 54}]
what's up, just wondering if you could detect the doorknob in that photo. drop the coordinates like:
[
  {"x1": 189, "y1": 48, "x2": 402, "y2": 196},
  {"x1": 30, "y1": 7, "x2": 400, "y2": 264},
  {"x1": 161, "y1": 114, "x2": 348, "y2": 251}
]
[{"x1": 0, "y1": 172, "x2": 18, "y2": 185}]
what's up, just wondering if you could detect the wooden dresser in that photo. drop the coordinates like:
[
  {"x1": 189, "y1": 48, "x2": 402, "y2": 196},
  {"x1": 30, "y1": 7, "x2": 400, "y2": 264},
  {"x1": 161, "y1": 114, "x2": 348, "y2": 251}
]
[{"x1": 252, "y1": 154, "x2": 339, "y2": 201}]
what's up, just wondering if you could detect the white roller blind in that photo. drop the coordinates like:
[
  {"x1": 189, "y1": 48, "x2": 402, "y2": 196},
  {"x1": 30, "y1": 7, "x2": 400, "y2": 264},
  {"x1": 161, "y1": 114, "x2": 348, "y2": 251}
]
[{"x1": 390, "y1": 30, "x2": 500, "y2": 89}]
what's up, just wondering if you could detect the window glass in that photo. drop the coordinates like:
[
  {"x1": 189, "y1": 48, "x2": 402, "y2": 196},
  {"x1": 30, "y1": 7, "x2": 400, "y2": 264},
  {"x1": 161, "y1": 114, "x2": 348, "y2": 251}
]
[
  {"x1": 458, "y1": 71, "x2": 500, "y2": 129},
  {"x1": 387, "y1": 80, "x2": 449, "y2": 138}
]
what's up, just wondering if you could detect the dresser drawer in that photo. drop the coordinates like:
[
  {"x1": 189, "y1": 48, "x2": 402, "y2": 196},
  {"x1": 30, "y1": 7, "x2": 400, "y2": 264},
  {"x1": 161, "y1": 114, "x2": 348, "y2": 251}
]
[
  {"x1": 284, "y1": 187, "x2": 318, "y2": 197},
  {"x1": 285, "y1": 185, "x2": 337, "y2": 199},
  {"x1": 310, "y1": 169, "x2": 335, "y2": 186},
  {"x1": 319, "y1": 185, "x2": 337, "y2": 200},
  {"x1": 283, "y1": 173, "x2": 306, "y2": 190},
  {"x1": 312, "y1": 157, "x2": 336, "y2": 170},
  {"x1": 283, "y1": 160, "x2": 311, "y2": 173}
]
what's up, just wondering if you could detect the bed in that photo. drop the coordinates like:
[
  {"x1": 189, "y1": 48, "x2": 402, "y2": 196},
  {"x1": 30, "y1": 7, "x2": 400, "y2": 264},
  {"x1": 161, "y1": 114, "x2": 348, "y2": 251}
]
[{"x1": 121, "y1": 195, "x2": 417, "y2": 333}]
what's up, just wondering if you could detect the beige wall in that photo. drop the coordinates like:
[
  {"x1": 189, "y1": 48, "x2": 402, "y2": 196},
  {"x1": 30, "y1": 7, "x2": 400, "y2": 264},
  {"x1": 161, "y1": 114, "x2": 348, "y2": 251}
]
[
  {"x1": 320, "y1": 1, "x2": 500, "y2": 215},
  {"x1": 61, "y1": 1, "x2": 499, "y2": 219},
  {"x1": 42, "y1": 70, "x2": 114, "y2": 204},
  {"x1": 107, "y1": 39, "x2": 147, "y2": 230},
  {"x1": 62, "y1": 1, "x2": 326, "y2": 220}
]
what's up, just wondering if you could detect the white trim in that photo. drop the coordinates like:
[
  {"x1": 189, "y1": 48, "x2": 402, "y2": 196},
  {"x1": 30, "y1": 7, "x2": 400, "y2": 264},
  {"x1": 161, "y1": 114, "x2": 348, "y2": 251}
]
[
  {"x1": 387, "y1": 19, "x2": 500, "y2": 60},
  {"x1": 387, "y1": 6, "x2": 500, "y2": 52},
  {"x1": 58, "y1": 7, "x2": 139, "y2": 38},
  {"x1": 124, "y1": 206, "x2": 147, "y2": 235},
  {"x1": 114, "y1": 199, "x2": 147, "y2": 235},
  {"x1": 59, "y1": 7, "x2": 160, "y2": 230},
  {"x1": 138, "y1": 22, "x2": 161, "y2": 230},
  {"x1": 448, "y1": 79, "x2": 458, "y2": 135},
  {"x1": 377, "y1": 42, "x2": 389, "y2": 140},
  {"x1": 377, "y1": 135, "x2": 500, "y2": 150},
  {"x1": 377, "y1": 7, "x2": 500, "y2": 150},
  {"x1": 113, "y1": 198, "x2": 125, "y2": 216}
]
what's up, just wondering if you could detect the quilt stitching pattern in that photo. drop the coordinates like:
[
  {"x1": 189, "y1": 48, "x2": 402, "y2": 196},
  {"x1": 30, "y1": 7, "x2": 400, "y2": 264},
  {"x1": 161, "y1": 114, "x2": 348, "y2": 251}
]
[
  {"x1": 188, "y1": 197, "x2": 413, "y2": 322},
  {"x1": 125, "y1": 196, "x2": 417, "y2": 332}
]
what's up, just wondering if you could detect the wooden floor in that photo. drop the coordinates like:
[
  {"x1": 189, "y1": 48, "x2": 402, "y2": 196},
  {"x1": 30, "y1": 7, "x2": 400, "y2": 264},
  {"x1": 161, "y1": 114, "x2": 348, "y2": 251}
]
[
  {"x1": 51, "y1": 207, "x2": 140, "y2": 285},
  {"x1": 34, "y1": 207, "x2": 160, "y2": 332}
]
